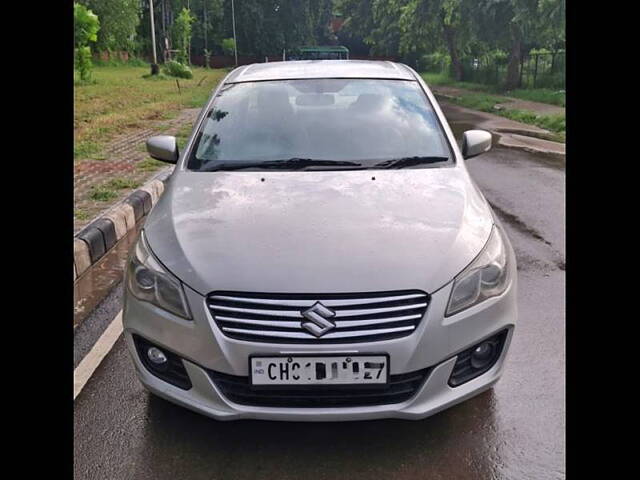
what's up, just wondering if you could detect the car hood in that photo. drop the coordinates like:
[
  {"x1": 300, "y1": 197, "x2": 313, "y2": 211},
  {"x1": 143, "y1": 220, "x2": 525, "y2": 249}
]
[{"x1": 144, "y1": 168, "x2": 493, "y2": 295}]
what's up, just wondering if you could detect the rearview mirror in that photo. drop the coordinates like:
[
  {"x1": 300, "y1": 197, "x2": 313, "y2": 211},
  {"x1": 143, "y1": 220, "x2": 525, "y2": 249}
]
[
  {"x1": 461, "y1": 130, "x2": 492, "y2": 159},
  {"x1": 146, "y1": 135, "x2": 179, "y2": 164}
]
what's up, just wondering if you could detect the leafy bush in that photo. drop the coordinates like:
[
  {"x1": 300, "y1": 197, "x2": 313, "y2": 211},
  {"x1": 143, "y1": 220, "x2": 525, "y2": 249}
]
[
  {"x1": 75, "y1": 47, "x2": 95, "y2": 84},
  {"x1": 163, "y1": 60, "x2": 193, "y2": 79},
  {"x1": 221, "y1": 38, "x2": 236, "y2": 56},
  {"x1": 74, "y1": 3, "x2": 100, "y2": 82},
  {"x1": 74, "y1": 3, "x2": 100, "y2": 47}
]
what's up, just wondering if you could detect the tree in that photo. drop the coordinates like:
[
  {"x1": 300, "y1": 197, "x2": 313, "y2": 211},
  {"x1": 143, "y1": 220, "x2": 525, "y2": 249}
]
[
  {"x1": 172, "y1": 7, "x2": 196, "y2": 64},
  {"x1": 340, "y1": 0, "x2": 478, "y2": 76},
  {"x1": 310, "y1": 0, "x2": 334, "y2": 45},
  {"x1": 74, "y1": 3, "x2": 100, "y2": 81},
  {"x1": 192, "y1": 0, "x2": 224, "y2": 54},
  {"x1": 80, "y1": 0, "x2": 140, "y2": 52},
  {"x1": 398, "y1": 0, "x2": 480, "y2": 79},
  {"x1": 476, "y1": 0, "x2": 565, "y2": 89},
  {"x1": 134, "y1": 0, "x2": 339, "y2": 61},
  {"x1": 338, "y1": 0, "x2": 390, "y2": 55},
  {"x1": 228, "y1": 0, "x2": 332, "y2": 59}
]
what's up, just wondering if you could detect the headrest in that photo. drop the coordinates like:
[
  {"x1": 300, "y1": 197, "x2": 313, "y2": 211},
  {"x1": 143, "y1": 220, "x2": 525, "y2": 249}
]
[
  {"x1": 348, "y1": 93, "x2": 386, "y2": 113},
  {"x1": 257, "y1": 88, "x2": 293, "y2": 114}
]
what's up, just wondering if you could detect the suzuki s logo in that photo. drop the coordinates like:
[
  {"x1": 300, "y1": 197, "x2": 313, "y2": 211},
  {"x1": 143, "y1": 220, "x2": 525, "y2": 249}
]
[{"x1": 301, "y1": 302, "x2": 336, "y2": 338}]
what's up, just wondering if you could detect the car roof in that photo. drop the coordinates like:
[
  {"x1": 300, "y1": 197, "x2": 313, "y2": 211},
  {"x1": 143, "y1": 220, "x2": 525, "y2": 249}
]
[{"x1": 225, "y1": 60, "x2": 416, "y2": 83}]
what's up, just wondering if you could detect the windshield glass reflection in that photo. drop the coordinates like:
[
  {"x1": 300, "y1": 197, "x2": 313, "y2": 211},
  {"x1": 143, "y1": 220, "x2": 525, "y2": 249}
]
[{"x1": 188, "y1": 79, "x2": 453, "y2": 171}]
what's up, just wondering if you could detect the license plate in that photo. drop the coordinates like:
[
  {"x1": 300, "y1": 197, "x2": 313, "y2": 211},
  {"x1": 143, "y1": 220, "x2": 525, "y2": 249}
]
[{"x1": 250, "y1": 354, "x2": 389, "y2": 386}]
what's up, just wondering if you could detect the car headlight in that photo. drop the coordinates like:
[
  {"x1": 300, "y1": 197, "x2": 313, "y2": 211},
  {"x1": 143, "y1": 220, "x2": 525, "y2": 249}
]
[
  {"x1": 446, "y1": 225, "x2": 510, "y2": 316},
  {"x1": 127, "y1": 231, "x2": 191, "y2": 319}
]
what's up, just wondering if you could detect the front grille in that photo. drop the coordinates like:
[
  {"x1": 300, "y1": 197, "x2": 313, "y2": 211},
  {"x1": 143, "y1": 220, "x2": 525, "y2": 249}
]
[
  {"x1": 206, "y1": 290, "x2": 430, "y2": 344},
  {"x1": 208, "y1": 368, "x2": 431, "y2": 407}
]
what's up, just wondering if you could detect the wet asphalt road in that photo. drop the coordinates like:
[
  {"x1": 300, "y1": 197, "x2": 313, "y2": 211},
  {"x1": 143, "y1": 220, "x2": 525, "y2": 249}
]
[{"x1": 74, "y1": 108, "x2": 565, "y2": 480}]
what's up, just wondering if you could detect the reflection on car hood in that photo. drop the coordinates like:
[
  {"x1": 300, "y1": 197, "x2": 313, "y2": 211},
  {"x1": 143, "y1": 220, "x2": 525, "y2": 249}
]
[{"x1": 144, "y1": 168, "x2": 493, "y2": 295}]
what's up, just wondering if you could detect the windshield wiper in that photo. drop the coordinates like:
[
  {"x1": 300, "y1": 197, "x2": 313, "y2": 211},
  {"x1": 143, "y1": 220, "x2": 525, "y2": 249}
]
[
  {"x1": 203, "y1": 158, "x2": 364, "y2": 171},
  {"x1": 373, "y1": 156, "x2": 450, "y2": 169}
]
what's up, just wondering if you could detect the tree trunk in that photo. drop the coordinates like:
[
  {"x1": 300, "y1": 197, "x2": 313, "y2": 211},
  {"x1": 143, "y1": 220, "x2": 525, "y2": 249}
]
[
  {"x1": 204, "y1": 3, "x2": 208, "y2": 52},
  {"x1": 443, "y1": 24, "x2": 463, "y2": 81},
  {"x1": 505, "y1": 25, "x2": 522, "y2": 90}
]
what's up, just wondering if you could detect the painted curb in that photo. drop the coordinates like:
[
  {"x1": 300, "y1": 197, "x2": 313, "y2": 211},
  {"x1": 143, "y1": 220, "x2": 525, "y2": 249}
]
[{"x1": 74, "y1": 169, "x2": 172, "y2": 281}]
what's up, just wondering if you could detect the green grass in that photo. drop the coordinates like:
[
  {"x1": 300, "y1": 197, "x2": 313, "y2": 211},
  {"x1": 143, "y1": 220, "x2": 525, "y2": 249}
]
[
  {"x1": 420, "y1": 72, "x2": 565, "y2": 106},
  {"x1": 74, "y1": 209, "x2": 90, "y2": 221},
  {"x1": 500, "y1": 109, "x2": 565, "y2": 142},
  {"x1": 73, "y1": 141, "x2": 106, "y2": 160},
  {"x1": 176, "y1": 123, "x2": 194, "y2": 150},
  {"x1": 501, "y1": 109, "x2": 565, "y2": 131},
  {"x1": 420, "y1": 73, "x2": 499, "y2": 93},
  {"x1": 104, "y1": 177, "x2": 141, "y2": 190},
  {"x1": 74, "y1": 64, "x2": 226, "y2": 160},
  {"x1": 141, "y1": 73, "x2": 170, "y2": 80},
  {"x1": 89, "y1": 185, "x2": 118, "y2": 202},
  {"x1": 136, "y1": 158, "x2": 166, "y2": 172},
  {"x1": 453, "y1": 93, "x2": 510, "y2": 112},
  {"x1": 504, "y1": 88, "x2": 565, "y2": 107}
]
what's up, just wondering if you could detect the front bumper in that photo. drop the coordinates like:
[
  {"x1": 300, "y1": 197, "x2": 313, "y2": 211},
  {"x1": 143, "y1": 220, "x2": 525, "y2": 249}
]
[
  {"x1": 123, "y1": 266, "x2": 517, "y2": 421},
  {"x1": 126, "y1": 328, "x2": 512, "y2": 421}
]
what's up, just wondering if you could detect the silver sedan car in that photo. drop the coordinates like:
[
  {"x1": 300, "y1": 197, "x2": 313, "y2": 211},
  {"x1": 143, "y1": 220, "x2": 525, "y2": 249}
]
[{"x1": 124, "y1": 60, "x2": 517, "y2": 421}]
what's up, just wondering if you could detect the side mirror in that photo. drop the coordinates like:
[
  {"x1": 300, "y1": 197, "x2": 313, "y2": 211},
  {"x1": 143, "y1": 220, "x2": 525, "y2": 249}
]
[
  {"x1": 461, "y1": 130, "x2": 492, "y2": 159},
  {"x1": 146, "y1": 135, "x2": 179, "y2": 164}
]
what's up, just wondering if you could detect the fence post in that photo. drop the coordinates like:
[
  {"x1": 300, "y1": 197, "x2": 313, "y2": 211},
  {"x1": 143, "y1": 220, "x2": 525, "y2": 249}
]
[{"x1": 533, "y1": 54, "x2": 539, "y2": 88}]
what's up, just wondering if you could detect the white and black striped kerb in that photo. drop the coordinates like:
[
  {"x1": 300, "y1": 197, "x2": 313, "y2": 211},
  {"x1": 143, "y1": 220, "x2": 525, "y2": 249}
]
[{"x1": 73, "y1": 178, "x2": 166, "y2": 281}]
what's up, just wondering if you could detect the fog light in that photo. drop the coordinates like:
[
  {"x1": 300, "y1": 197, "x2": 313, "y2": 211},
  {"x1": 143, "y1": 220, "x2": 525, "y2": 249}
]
[
  {"x1": 448, "y1": 329, "x2": 508, "y2": 387},
  {"x1": 133, "y1": 335, "x2": 192, "y2": 390},
  {"x1": 147, "y1": 347, "x2": 167, "y2": 365},
  {"x1": 471, "y1": 341, "x2": 495, "y2": 369}
]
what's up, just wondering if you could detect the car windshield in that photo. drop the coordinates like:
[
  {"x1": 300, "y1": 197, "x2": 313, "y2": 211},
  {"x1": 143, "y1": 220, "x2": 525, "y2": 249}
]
[{"x1": 187, "y1": 78, "x2": 453, "y2": 171}]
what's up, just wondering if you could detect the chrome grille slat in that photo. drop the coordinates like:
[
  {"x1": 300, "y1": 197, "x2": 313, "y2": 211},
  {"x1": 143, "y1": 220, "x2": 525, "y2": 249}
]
[
  {"x1": 221, "y1": 325, "x2": 416, "y2": 339},
  {"x1": 209, "y1": 293, "x2": 426, "y2": 308},
  {"x1": 215, "y1": 314, "x2": 423, "y2": 328},
  {"x1": 207, "y1": 290, "x2": 429, "y2": 344},
  {"x1": 208, "y1": 302, "x2": 427, "y2": 318}
]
